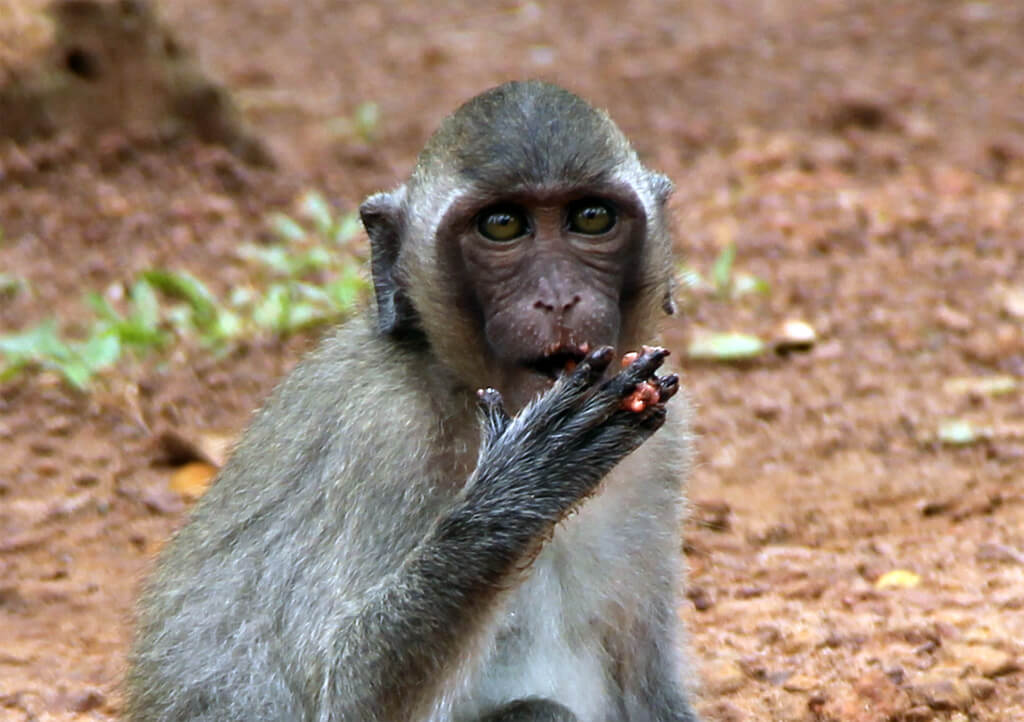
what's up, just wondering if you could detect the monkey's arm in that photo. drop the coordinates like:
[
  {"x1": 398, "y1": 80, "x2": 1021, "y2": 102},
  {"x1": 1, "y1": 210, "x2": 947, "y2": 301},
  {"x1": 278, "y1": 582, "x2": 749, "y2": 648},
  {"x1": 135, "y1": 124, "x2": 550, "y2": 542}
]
[{"x1": 324, "y1": 347, "x2": 679, "y2": 720}]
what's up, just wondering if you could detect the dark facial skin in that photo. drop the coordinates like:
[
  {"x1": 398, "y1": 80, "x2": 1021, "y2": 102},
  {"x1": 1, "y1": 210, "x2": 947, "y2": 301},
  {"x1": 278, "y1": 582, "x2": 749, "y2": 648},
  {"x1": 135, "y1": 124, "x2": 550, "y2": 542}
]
[{"x1": 440, "y1": 186, "x2": 648, "y2": 403}]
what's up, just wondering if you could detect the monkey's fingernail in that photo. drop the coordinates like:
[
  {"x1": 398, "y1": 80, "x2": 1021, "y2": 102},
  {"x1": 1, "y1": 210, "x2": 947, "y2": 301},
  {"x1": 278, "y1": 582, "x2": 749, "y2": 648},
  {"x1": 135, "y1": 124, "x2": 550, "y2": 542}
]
[{"x1": 588, "y1": 346, "x2": 615, "y2": 366}]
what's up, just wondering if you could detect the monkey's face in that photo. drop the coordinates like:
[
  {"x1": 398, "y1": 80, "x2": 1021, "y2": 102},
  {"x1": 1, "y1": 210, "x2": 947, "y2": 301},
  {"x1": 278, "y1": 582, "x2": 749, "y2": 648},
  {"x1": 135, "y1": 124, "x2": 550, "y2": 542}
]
[
  {"x1": 361, "y1": 83, "x2": 676, "y2": 411},
  {"x1": 442, "y1": 190, "x2": 646, "y2": 402}
]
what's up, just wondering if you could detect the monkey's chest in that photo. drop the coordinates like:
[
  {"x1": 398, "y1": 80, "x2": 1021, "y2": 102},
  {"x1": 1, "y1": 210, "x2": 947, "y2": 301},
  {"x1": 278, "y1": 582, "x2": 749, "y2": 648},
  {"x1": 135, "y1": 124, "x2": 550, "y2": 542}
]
[{"x1": 455, "y1": 467, "x2": 652, "y2": 721}]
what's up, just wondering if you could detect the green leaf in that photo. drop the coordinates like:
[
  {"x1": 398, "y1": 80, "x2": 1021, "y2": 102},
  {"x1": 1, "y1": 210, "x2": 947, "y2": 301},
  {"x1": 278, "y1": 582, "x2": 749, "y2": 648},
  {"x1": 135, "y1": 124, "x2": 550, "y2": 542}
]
[
  {"x1": 253, "y1": 285, "x2": 291, "y2": 330},
  {"x1": 86, "y1": 291, "x2": 124, "y2": 323},
  {"x1": 332, "y1": 213, "x2": 362, "y2": 244},
  {"x1": 130, "y1": 279, "x2": 161, "y2": 328},
  {"x1": 687, "y1": 332, "x2": 766, "y2": 361},
  {"x1": 238, "y1": 244, "x2": 294, "y2": 275},
  {"x1": 299, "y1": 191, "x2": 334, "y2": 237},
  {"x1": 0, "y1": 320, "x2": 70, "y2": 361},
  {"x1": 284, "y1": 302, "x2": 330, "y2": 331},
  {"x1": 57, "y1": 360, "x2": 92, "y2": 390},
  {"x1": 353, "y1": 101, "x2": 379, "y2": 142},
  {"x1": 733, "y1": 272, "x2": 771, "y2": 297},
  {"x1": 301, "y1": 246, "x2": 331, "y2": 271},
  {"x1": 77, "y1": 332, "x2": 121, "y2": 370},
  {"x1": 712, "y1": 243, "x2": 736, "y2": 296},
  {"x1": 229, "y1": 286, "x2": 257, "y2": 307},
  {"x1": 327, "y1": 267, "x2": 368, "y2": 311},
  {"x1": 213, "y1": 309, "x2": 243, "y2": 341},
  {"x1": 269, "y1": 213, "x2": 307, "y2": 243},
  {"x1": 142, "y1": 270, "x2": 219, "y2": 330}
]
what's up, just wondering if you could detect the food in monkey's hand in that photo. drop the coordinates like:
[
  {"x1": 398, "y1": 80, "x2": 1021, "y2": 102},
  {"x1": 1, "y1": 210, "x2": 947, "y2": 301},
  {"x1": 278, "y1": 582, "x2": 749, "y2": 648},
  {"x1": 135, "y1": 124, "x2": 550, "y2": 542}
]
[
  {"x1": 619, "y1": 347, "x2": 668, "y2": 413},
  {"x1": 622, "y1": 380, "x2": 661, "y2": 413}
]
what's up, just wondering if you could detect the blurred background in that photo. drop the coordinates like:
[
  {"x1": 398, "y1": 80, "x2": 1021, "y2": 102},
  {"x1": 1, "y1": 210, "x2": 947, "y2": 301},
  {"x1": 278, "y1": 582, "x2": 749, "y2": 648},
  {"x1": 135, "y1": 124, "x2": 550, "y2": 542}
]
[{"x1": 1, "y1": 1, "x2": 1023, "y2": 720}]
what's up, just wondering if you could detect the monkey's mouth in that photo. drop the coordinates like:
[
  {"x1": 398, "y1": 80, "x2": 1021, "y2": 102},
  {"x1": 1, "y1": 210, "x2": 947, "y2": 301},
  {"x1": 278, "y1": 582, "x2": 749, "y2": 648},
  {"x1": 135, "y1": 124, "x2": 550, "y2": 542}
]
[{"x1": 522, "y1": 343, "x2": 590, "y2": 380}]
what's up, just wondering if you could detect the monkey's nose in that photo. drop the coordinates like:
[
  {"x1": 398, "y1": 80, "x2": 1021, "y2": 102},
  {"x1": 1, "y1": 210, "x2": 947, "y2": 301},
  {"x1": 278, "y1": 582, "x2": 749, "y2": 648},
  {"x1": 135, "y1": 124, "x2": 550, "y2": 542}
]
[{"x1": 534, "y1": 294, "x2": 581, "y2": 313}]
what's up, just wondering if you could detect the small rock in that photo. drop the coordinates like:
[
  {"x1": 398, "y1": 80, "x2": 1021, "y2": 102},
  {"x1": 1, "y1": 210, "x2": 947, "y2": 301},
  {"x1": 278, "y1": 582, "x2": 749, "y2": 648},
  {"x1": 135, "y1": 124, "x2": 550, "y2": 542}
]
[
  {"x1": 687, "y1": 585, "x2": 714, "y2": 611},
  {"x1": 902, "y1": 706, "x2": 937, "y2": 722},
  {"x1": 782, "y1": 673, "x2": 818, "y2": 692},
  {"x1": 34, "y1": 461, "x2": 61, "y2": 478},
  {"x1": 774, "y1": 319, "x2": 817, "y2": 353},
  {"x1": 140, "y1": 487, "x2": 186, "y2": 515},
  {"x1": 967, "y1": 677, "x2": 996, "y2": 700},
  {"x1": 44, "y1": 415, "x2": 74, "y2": 436},
  {"x1": 698, "y1": 700, "x2": 746, "y2": 722},
  {"x1": 780, "y1": 627, "x2": 819, "y2": 654},
  {"x1": 67, "y1": 687, "x2": 105, "y2": 713},
  {"x1": 976, "y1": 542, "x2": 1024, "y2": 565},
  {"x1": 947, "y1": 643, "x2": 1018, "y2": 678},
  {"x1": 908, "y1": 672, "x2": 973, "y2": 710},
  {"x1": 692, "y1": 499, "x2": 731, "y2": 532},
  {"x1": 74, "y1": 473, "x2": 101, "y2": 487},
  {"x1": 824, "y1": 669, "x2": 911, "y2": 722},
  {"x1": 702, "y1": 659, "x2": 747, "y2": 695},
  {"x1": 1000, "y1": 286, "x2": 1024, "y2": 319},
  {"x1": 934, "y1": 305, "x2": 972, "y2": 332},
  {"x1": 751, "y1": 398, "x2": 783, "y2": 420}
]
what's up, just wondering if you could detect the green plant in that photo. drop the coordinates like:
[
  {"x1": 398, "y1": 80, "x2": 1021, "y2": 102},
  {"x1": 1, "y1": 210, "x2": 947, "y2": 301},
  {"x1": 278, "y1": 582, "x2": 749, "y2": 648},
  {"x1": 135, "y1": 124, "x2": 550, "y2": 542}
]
[
  {"x1": 238, "y1": 190, "x2": 369, "y2": 334},
  {"x1": 0, "y1": 190, "x2": 370, "y2": 390},
  {"x1": 0, "y1": 319, "x2": 120, "y2": 389}
]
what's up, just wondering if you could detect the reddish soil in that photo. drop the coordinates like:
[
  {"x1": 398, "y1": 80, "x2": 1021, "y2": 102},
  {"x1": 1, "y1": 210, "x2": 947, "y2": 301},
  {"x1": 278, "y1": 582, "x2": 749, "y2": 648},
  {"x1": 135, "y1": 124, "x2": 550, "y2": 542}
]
[{"x1": 2, "y1": 1, "x2": 1024, "y2": 720}]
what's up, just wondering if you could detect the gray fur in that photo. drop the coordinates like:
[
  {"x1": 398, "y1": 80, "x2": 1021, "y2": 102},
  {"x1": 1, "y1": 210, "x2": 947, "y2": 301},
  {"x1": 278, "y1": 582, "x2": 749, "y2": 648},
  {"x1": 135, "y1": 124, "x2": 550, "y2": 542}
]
[{"x1": 126, "y1": 82, "x2": 700, "y2": 722}]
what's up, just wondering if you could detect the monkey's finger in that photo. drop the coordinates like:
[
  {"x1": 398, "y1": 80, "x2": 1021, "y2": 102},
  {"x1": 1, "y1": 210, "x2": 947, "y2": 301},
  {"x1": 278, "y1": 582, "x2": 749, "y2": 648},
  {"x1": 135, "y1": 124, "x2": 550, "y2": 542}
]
[
  {"x1": 477, "y1": 387, "x2": 511, "y2": 438},
  {"x1": 608, "y1": 347, "x2": 670, "y2": 396},
  {"x1": 568, "y1": 346, "x2": 614, "y2": 387},
  {"x1": 654, "y1": 373, "x2": 680, "y2": 403}
]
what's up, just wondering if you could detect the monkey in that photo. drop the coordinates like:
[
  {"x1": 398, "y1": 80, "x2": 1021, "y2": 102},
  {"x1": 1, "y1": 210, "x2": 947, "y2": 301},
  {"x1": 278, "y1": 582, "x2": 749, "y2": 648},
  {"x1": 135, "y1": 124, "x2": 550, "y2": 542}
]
[{"x1": 126, "y1": 80, "x2": 701, "y2": 722}]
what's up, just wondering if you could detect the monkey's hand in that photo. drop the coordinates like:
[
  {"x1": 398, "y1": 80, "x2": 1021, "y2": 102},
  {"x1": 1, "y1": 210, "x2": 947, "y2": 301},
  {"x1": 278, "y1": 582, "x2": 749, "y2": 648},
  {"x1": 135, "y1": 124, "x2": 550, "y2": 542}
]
[{"x1": 469, "y1": 346, "x2": 679, "y2": 530}]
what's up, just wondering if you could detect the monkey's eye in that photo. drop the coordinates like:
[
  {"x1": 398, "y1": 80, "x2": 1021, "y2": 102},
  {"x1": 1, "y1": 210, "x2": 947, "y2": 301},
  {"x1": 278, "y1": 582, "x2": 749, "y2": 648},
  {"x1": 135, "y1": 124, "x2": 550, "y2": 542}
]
[
  {"x1": 477, "y1": 207, "x2": 529, "y2": 242},
  {"x1": 568, "y1": 199, "x2": 616, "y2": 235}
]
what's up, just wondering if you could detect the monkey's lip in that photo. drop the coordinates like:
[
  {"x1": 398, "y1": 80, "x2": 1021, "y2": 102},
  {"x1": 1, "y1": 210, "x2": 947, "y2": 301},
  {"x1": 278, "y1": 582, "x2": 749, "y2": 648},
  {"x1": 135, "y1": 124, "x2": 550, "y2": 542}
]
[{"x1": 522, "y1": 343, "x2": 590, "y2": 380}]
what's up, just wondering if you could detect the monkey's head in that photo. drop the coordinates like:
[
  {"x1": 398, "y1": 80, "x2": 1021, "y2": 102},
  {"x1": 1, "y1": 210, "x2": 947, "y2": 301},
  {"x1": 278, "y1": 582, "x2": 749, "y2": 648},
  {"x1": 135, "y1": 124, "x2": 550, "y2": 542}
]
[{"x1": 360, "y1": 81, "x2": 675, "y2": 409}]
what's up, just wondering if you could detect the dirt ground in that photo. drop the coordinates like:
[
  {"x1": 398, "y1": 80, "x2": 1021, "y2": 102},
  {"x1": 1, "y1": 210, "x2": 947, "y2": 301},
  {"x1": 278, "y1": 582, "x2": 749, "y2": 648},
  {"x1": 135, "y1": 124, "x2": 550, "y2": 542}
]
[{"x1": 2, "y1": 1, "x2": 1024, "y2": 720}]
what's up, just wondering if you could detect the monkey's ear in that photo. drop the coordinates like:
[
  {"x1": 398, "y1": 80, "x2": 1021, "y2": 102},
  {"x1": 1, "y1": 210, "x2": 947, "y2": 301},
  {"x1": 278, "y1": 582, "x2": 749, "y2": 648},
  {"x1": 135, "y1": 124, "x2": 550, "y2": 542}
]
[
  {"x1": 360, "y1": 189, "x2": 418, "y2": 336},
  {"x1": 662, "y1": 275, "x2": 678, "y2": 315},
  {"x1": 649, "y1": 172, "x2": 674, "y2": 206},
  {"x1": 648, "y1": 172, "x2": 676, "y2": 315}
]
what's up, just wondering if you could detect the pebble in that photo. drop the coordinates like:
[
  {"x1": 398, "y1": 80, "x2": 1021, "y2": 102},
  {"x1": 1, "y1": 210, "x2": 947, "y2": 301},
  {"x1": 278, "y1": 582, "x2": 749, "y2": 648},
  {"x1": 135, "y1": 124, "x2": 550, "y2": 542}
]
[
  {"x1": 702, "y1": 659, "x2": 747, "y2": 695},
  {"x1": 779, "y1": 626, "x2": 819, "y2": 654},
  {"x1": 775, "y1": 319, "x2": 817, "y2": 353},
  {"x1": 823, "y1": 669, "x2": 910, "y2": 722},
  {"x1": 908, "y1": 671, "x2": 973, "y2": 710},
  {"x1": 66, "y1": 687, "x2": 105, "y2": 713},
  {"x1": 946, "y1": 643, "x2": 1018, "y2": 678},
  {"x1": 782, "y1": 673, "x2": 818, "y2": 692}
]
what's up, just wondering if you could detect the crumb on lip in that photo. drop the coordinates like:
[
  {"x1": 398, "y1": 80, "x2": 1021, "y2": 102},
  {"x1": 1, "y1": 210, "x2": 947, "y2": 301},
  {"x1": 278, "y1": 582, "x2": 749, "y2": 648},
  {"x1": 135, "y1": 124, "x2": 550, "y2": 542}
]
[{"x1": 525, "y1": 343, "x2": 591, "y2": 378}]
